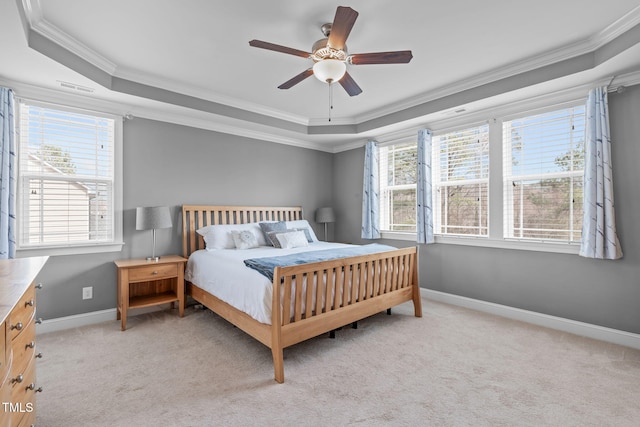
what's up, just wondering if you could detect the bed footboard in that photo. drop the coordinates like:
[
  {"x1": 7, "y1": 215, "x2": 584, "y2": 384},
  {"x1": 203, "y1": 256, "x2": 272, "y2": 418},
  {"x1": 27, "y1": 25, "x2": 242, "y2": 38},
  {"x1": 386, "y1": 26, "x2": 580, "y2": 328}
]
[{"x1": 270, "y1": 246, "x2": 421, "y2": 383}]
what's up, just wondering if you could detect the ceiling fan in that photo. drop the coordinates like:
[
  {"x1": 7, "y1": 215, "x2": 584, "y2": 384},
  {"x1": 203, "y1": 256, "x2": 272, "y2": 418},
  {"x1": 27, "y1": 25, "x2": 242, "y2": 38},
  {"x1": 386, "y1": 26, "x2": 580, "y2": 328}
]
[{"x1": 249, "y1": 6, "x2": 413, "y2": 97}]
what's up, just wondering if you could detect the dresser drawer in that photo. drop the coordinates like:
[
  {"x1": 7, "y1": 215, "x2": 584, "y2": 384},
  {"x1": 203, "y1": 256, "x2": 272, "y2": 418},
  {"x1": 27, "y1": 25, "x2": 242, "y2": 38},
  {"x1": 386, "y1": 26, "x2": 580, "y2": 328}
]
[
  {"x1": 10, "y1": 356, "x2": 36, "y2": 409},
  {"x1": 128, "y1": 263, "x2": 178, "y2": 282},
  {"x1": 15, "y1": 409, "x2": 35, "y2": 427},
  {"x1": 0, "y1": 321, "x2": 8, "y2": 380},
  {"x1": 0, "y1": 324, "x2": 10, "y2": 427},
  {"x1": 9, "y1": 285, "x2": 35, "y2": 341},
  {"x1": 10, "y1": 360, "x2": 35, "y2": 427},
  {"x1": 11, "y1": 319, "x2": 35, "y2": 377}
]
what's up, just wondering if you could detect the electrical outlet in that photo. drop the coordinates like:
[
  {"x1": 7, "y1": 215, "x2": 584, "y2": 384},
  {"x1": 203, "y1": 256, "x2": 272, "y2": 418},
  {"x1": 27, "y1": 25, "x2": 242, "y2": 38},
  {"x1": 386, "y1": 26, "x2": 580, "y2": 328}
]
[{"x1": 82, "y1": 286, "x2": 93, "y2": 300}]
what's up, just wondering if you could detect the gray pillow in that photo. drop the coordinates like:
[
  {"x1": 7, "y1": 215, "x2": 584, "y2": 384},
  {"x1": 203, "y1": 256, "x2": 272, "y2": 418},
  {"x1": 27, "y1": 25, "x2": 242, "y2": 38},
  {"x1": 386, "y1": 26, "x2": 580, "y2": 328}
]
[{"x1": 259, "y1": 221, "x2": 287, "y2": 246}]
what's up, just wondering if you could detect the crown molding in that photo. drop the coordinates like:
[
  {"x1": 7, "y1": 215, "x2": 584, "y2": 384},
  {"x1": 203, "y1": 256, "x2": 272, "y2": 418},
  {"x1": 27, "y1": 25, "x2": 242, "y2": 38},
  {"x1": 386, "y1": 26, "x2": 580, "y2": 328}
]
[
  {"x1": 610, "y1": 68, "x2": 640, "y2": 89},
  {"x1": 5, "y1": 67, "x2": 639, "y2": 157},
  {"x1": 135, "y1": 107, "x2": 334, "y2": 153},
  {"x1": 23, "y1": 1, "x2": 640, "y2": 129},
  {"x1": 2, "y1": 77, "x2": 130, "y2": 117},
  {"x1": 329, "y1": 69, "x2": 640, "y2": 153},
  {"x1": 19, "y1": 0, "x2": 41, "y2": 27},
  {"x1": 596, "y1": 4, "x2": 640, "y2": 45},
  {"x1": 307, "y1": 116, "x2": 357, "y2": 126},
  {"x1": 1, "y1": 76, "x2": 335, "y2": 152},
  {"x1": 15, "y1": 0, "x2": 640, "y2": 146},
  {"x1": 353, "y1": 6, "x2": 640, "y2": 124},
  {"x1": 21, "y1": 1, "x2": 313, "y2": 127},
  {"x1": 25, "y1": 3, "x2": 118, "y2": 74},
  {"x1": 113, "y1": 66, "x2": 312, "y2": 126}
]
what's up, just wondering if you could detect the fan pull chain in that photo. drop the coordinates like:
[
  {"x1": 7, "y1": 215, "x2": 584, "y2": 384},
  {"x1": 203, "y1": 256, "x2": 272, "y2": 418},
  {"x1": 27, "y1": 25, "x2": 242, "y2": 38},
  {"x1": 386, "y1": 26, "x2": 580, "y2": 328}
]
[{"x1": 328, "y1": 82, "x2": 333, "y2": 122}]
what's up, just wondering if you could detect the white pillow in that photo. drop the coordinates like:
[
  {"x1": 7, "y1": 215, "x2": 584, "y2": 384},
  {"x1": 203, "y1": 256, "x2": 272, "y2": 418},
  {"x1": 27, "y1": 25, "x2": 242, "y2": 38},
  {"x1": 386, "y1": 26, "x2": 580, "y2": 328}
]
[
  {"x1": 196, "y1": 222, "x2": 267, "y2": 250},
  {"x1": 275, "y1": 230, "x2": 309, "y2": 249},
  {"x1": 285, "y1": 220, "x2": 318, "y2": 242},
  {"x1": 231, "y1": 230, "x2": 259, "y2": 250}
]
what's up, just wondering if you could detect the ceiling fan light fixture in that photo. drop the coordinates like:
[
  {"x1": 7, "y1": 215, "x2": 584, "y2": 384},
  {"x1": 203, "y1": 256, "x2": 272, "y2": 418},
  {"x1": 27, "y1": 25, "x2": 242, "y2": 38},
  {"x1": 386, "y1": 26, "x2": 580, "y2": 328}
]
[
  {"x1": 313, "y1": 59, "x2": 346, "y2": 83},
  {"x1": 249, "y1": 6, "x2": 411, "y2": 97}
]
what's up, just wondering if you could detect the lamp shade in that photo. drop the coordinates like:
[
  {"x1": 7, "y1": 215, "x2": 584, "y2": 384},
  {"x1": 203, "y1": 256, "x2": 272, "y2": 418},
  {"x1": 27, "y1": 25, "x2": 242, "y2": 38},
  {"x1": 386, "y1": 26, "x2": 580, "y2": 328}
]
[
  {"x1": 315, "y1": 207, "x2": 336, "y2": 224},
  {"x1": 136, "y1": 206, "x2": 172, "y2": 230},
  {"x1": 313, "y1": 60, "x2": 347, "y2": 83}
]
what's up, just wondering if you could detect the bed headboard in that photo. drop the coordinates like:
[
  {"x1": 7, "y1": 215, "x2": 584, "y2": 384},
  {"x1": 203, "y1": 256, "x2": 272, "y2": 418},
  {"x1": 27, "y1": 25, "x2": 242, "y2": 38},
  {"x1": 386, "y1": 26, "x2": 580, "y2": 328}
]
[{"x1": 182, "y1": 205, "x2": 304, "y2": 258}]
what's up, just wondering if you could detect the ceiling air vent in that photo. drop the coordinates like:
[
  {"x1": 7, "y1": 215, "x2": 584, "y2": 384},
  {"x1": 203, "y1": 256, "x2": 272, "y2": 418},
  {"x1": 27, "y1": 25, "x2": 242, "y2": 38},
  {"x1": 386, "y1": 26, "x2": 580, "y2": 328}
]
[
  {"x1": 57, "y1": 81, "x2": 95, "y2": 94},
  {"x1": 442, "y1": 107, "x2": 467, "y2": 117}
]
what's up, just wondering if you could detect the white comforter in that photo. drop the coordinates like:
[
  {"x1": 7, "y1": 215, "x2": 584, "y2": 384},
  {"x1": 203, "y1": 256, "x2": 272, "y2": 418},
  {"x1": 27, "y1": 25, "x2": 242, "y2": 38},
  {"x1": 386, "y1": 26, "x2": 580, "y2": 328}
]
[{"x1": 185, "y1": 242, "x2": 351, "y2": 324}]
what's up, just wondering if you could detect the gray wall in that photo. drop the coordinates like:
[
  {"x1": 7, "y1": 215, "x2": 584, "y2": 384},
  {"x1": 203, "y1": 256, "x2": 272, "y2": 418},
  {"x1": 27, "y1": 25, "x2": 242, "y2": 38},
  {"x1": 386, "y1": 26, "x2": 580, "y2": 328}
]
[
  {"x1": 34, "y1": 118, "x2": 333, "y2": 319},
  {"x1": 31, "y1": 85, "x2": 640, "y2": 335},
  {"x1": 333, "y1": 84, "x2": 640, "y2": 335}
]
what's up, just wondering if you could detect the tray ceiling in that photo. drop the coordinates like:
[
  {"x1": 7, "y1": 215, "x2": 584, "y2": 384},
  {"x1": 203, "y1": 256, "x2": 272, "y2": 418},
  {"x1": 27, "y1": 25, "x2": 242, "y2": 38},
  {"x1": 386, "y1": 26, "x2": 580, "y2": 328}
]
[{"x1": 2, "y1": 0, "x2": 640, "y2": 151}]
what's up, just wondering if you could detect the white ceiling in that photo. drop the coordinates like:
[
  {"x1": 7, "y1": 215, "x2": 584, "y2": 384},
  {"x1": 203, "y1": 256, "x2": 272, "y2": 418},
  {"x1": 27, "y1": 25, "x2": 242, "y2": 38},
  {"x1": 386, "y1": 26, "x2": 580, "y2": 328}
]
[{"x1": 2, "y1": 0, "x2": 640, "y2": 151}]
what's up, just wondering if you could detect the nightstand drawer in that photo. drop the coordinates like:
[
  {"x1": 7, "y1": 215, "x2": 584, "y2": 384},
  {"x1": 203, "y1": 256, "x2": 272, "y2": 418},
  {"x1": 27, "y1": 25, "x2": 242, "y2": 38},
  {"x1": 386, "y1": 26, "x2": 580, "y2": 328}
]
[{"x1": 128, "y1": 264, "x2": 178, "y2": 282}]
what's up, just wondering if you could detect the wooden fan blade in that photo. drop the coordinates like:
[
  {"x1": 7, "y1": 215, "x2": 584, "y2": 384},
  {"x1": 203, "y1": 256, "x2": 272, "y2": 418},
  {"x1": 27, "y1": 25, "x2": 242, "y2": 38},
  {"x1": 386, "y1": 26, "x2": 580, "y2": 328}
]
[
  {"x1": 278, "y1": 69, "x2": 314, "y2": 89},
  {"x1": 349, "y1": 51, "x2": 413, "y2": 65},
  {"x1": 327, "y1": 6, "x2": 359, "y2": 51},
  {"x1": 339, "y1": 71, "x2": 362, "y2": 96},
  {"x1": 249, "y1": 40, "x2": 311, "y2": 58}
]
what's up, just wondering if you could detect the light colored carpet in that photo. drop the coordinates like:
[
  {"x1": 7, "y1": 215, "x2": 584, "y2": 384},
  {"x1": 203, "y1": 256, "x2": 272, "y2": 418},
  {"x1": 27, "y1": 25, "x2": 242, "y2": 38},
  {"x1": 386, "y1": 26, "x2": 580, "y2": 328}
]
[{"x1": 35, "y1": 298, "x2": 640, "y2": 427}]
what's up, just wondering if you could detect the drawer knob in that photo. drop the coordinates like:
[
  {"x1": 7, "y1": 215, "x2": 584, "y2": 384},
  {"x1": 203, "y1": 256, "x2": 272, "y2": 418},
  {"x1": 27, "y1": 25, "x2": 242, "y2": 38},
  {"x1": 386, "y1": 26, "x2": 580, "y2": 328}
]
[
  {"x1": 35, "y1": 352, "x2": 43, "y2": 359},
  {"x1": 11, "y1": 322, "x2": 23, "y2": 331},
  {"x1": 35, "y1": 283, "x2": 43, "y2": 289},
  {"x1": 11, "y1": 374, "x2": 23, "y2": 384},
  {"x1": 26, "y1": 383, "x2": 43, "y2": 393},
  {"x1": 152, "y1": 271, "x2": 159, "y2": 275},
  {"x1": 26, "y1": 341, "x2": 35, "y2": 349},
  {"x1": 35, "y1": 318, "x2": 43, "y2": 325},
  {"x1": 25, "y1": 299, "x2": 35, "y2": 307}
]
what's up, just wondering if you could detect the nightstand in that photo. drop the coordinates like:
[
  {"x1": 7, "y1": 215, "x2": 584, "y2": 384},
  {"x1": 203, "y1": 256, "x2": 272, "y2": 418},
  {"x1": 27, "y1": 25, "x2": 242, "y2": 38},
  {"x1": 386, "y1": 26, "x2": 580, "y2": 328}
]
[{"x1": 114, "y1": 255, "x2": 187, "y2": 331}]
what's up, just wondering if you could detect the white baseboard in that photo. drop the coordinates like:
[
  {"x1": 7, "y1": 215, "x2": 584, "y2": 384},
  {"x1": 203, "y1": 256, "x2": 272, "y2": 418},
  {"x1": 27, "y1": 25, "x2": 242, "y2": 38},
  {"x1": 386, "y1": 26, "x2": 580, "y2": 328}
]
[
  {"x1": 36, "y1": 309, "x2": 116, "y2": 335},
  {"x1": 422, "y1": 289, "x2": 640, "y2": 350},
  {"x1": 38, "y1": 291, "x2": 640, "y2": 350},
  {"x1": 36, "y1": 305, "x2": 168, "y2": 335}
]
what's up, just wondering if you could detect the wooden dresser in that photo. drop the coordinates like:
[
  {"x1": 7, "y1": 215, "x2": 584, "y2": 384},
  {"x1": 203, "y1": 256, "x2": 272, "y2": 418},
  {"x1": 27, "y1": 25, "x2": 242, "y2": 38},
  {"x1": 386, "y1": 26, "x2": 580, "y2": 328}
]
[{"x1": 0, "y1": 256, "x2": 48, "y2": 427}]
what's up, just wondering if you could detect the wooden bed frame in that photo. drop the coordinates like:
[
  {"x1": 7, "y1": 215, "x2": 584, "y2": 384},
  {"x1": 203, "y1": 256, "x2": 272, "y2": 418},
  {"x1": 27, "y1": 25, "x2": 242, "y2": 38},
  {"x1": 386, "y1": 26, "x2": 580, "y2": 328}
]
[{"x1": 182, "y1": 205, "x2": 422, "y2": 383}]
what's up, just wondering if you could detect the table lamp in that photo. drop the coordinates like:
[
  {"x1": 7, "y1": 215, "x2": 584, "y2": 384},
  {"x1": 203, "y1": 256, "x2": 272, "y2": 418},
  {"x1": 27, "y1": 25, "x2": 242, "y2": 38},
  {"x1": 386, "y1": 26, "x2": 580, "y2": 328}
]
[
  {"x1": 315, "y1": 207, "x2": 336, "y2": 241},
  {"x1": 136, "y1": 206, "x2": 172, "y2": 261}
]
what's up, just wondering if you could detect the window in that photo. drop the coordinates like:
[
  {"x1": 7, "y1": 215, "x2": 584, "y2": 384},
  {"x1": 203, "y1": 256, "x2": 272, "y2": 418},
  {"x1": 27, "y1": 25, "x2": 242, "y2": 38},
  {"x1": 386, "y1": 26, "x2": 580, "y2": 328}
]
[
  {"x1": 17, "y1": 100, "x2": 123, "y2": 254},
  {"x1": 379, "y1": 142, "x2": 417, "y2": 232},
  {"x1": 433, "y1": 125, "x2": 489, "y2": 236},
  {"x1": 503, "y1": 106, "x2": 585, "y2": 242},
  {"x1": 377, "y1": 101, "x2": 586, "y2": 252}
]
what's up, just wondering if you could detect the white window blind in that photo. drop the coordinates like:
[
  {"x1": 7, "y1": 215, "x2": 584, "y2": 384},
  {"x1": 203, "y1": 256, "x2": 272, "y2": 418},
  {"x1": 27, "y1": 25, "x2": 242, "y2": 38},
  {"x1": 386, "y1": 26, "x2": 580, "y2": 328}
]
[
  {"x1": 18, "y1": 102, "x2": 115, "y2": 247},
  {"x1": 502, "y1": 106, "x2": 585, "y2": 242},
  {"x1": 433, "y1": 125, "x2": 489, "y2": 236},
  {"x1": 379, "y1": 142, "x2": 417, "y2": 232}
]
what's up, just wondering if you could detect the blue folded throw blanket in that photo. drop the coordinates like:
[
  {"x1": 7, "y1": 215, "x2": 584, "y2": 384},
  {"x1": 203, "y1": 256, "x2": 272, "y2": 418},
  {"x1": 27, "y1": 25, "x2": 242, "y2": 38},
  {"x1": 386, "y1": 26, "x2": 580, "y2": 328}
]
[{"x1": 244, "y1": 244, "x2": 397, "y2": 280}]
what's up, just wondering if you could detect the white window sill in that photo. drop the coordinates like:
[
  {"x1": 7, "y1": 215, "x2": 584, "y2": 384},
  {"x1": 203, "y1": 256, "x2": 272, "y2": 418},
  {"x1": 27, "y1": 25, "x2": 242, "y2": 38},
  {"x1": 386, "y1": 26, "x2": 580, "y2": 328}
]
[
  {"x1": 380, "y1": 231, "x2": 580, "y2": 255},
  {"x1": 17, "y1": 242, "x2": 125, "y2": 257},
  {"x1": 380, "y1": 231, "x2": 416, "y2": 241}
]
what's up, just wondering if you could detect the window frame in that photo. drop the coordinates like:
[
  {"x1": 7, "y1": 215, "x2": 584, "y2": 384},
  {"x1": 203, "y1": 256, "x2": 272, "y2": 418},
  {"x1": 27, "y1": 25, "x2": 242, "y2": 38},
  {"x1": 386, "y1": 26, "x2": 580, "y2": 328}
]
[
  {"x1": 16, "y1": 98, "x2": 124, "y2": 256},
  {"x1": 378, "y1": 98, "x2": 586, "y2": 255},
  {"x1": 502, "y1": 105, "x2": 585, "y2": 243},
  {"x1": 379, "y1": 138, "x2": 418, "y2": 233},
  {"x1": 432, "y1": 123, "x2": 490, "y2": 238}
]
